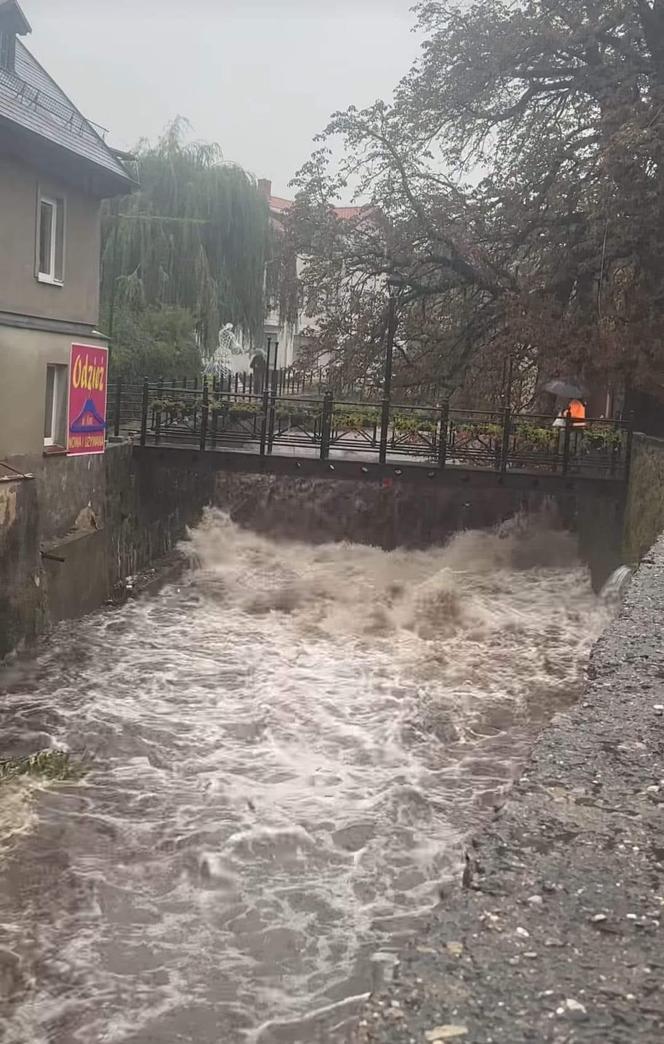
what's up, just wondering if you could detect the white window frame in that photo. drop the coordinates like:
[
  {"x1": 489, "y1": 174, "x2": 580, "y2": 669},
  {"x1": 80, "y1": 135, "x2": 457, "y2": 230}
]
[
  {"x1": 36, "y1": 194, "x2": 65, "y2": 286},
  {"x1": 44, "y1": 364, "x2": 68, "y2": 448}
]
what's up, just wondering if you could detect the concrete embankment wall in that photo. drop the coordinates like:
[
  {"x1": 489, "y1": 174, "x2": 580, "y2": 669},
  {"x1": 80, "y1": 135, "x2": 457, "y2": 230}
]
[
  {"x1": 0, "y1": 477, "x2": 42, "y2": 660},
  {"x1": 0, "y1": 444, "x2": 216, "y2": 659},
  {"x1": 0, "y1": 442, "x2": 638, "y2": 659},
  {"x1": 624, "y1": 433, "x2": 664, "y2": 565},
  {"x1": 212, "y1": 470, "x2": 544, "y2": 548},
  {"x1": 211, "y1": 469, "x2": 625, "y2": 585}
]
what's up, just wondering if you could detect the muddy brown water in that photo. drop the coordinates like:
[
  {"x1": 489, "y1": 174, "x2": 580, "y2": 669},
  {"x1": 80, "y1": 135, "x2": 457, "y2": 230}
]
[{"x1": 0, "y1": 512, "x2": 615, "y2": 1043}]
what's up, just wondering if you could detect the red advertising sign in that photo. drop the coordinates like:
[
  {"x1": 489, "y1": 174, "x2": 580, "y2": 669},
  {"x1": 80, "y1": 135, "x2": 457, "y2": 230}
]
[{"x1": 67, "y1": 343, "x2": 109, "y2": 456}]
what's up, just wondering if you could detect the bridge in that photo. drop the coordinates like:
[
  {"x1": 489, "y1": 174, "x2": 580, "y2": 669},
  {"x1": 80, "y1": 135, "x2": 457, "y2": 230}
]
[{"x1": 109, "y1": 376, "x2": 632, "y2": 495}]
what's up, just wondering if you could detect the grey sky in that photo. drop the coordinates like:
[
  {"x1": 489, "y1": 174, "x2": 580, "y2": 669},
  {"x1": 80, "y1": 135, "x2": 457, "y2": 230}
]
[{"x1": 24, "y1": 0, "x2": 422, "y2": 198}]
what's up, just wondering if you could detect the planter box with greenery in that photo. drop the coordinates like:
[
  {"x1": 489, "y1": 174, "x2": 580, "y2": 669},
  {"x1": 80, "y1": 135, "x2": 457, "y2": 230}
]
[{"x1": 393, "y1": 412, "x2": 437, "y2": 436}]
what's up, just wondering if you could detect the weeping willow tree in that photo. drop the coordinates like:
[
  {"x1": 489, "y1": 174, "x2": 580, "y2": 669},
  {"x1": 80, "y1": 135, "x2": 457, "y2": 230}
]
[{"x1": 102, "y1": 120, "x2": 268, "y2": 379}]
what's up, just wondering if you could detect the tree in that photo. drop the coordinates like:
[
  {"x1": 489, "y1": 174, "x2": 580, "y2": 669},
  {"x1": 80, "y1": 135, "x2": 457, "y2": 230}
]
[
  {"x1": 102, "y1": 120, "x2": 269, "y2": 380},
  {"x1": 288, "y1": 1, "x2": 664, "y2": 406},
  {"x1": 288, "y1": 125, "x2": 511, "y2": 399},
  {"x1": 109, "y1": 306, "x2": 202, "y2": 383}
]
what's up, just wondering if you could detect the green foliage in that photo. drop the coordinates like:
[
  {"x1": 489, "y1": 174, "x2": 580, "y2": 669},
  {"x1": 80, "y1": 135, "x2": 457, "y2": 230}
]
[
  {"x1": 151, "y1": 398, "x2": 261, "y2": 423},
  {"x1": 112, "y1": 306, "x2": 202, "y2": 383},
  {"x1": 333, "y1": 406, "x2": 379, "y2": 430},
  {"x1": 103, "y1": 119, "x2": 268, "y2": 374},
  {"x1": 583, "y1": 426, "x2": 624, "y2": 451},
  {"x1": 276, "y1": 405, "x2": 320, "y2": 427},
  {"x1": 224, "y1": 403, "x2": 260, "y2": 422},
  {"x1": 151, "y1": 396, "x2": 196, "y2": 422},
  {"x1": 0, "y1": 750, "x2": 86, "y2": 784},
  {"x1": 393, "y1": 412, "x2": 437, "y2": 435},
  {"x1": 516, "y1": 422, "x2": 558, "y2": 451},
  {"x1": 454, "y1": 422, "x2": 502, "y2": 440},
  {"x1": 289, "y1": 1, "x2": 664, "y2": 404}
]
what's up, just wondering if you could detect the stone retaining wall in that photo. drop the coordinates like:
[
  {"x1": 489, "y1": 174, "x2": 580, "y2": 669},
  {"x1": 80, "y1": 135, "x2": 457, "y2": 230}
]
[
  {"x1": 624, "y1": 433, "x2": 664, "y2": 565},
  {"x1": 0, "y1": 444, "x2": 216, "y2": 659},
  {"x1": 212, "y1": 470, "x2": 625, "y2": 588}
]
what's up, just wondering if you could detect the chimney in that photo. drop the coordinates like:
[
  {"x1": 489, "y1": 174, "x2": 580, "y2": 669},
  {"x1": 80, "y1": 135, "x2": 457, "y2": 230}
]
[
  {"x1": 257, "y1": 179, "x2": 272, "y2": 201},
  {"x1": 0, "y1": 1, "x2": 31, "y2": 73}
]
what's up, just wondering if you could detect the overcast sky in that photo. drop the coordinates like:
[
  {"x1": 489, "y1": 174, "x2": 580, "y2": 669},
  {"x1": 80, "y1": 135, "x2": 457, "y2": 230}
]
[{"x1": 23, "y1": 0, "x2": 423, "y2": 198}]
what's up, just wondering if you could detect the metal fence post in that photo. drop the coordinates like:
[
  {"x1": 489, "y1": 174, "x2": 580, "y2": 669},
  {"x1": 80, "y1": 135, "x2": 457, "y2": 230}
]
[
  {"x1": 199, "y1": 377, "x2": 209, "y2": 451},
  {"x1": 154, "y1": 376, "x2": 164, "y2": 446},
  {"x1": 438, "y1": 400, "x2": 449, "y2": 469},
  {"x1": 379, "y1": 398, "x2": 391, "y2": 465},
  {"x1": 267, "y1": 369, "x2": 277, "y2": 455},
  {"x1": 320, "y1": 390, "x2": 333, "y2": 460},
  {"x1": 259, "y1": 377, "x2": 271, "y2": 456},
  {"x1": 140, "y1": 378, "x2": 149, "y2": 447},
  {"x1": 562, "y1": 416, "x2": 572, "y2": 475},
  {"x1": 210, "y1": 389, "x2": 218, "y2": 449},
  {"x1": 624, "y1": 412, "x2": 635, "y2": 485},
  {"x1": 378, "y1": 294, "x2": 397, "y2": 465},
  {"x1": 610, "y1": 415, "x2": 621, "y2": 477},
  {"x1": 500, "y1": 406, "x2": 511, "y2": 473},
  {"x1": 113, "y1": 377, "x2": 122, "y2": 438}
]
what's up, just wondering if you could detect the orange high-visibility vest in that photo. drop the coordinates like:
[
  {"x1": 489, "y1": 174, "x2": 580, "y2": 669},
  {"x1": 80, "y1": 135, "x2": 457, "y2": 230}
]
[{"x1": 568, "y1": 399, "x2": 586, "y2": 425}]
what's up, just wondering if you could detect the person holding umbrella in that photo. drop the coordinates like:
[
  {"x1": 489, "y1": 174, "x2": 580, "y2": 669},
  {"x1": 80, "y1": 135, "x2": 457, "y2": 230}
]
[
  {"x1": 545, "y1": 378, "x2": 587, "y2": 426},
  {"x1": 567, "y1": 398, "x2": 587, "y2": 426},
  {"x1": 546, "y1": 380, "x2": 588, "y2": 472}
]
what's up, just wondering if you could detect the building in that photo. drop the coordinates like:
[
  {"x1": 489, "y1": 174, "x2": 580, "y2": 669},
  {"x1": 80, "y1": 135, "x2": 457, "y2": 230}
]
[
  {"x1": 242, "y1": 180, "x2": 364, "y2": 374},
  {"x1": 0, "y1": 0, "x2": 134, "y2": 463},
  {"x1": 195, "y1": 180, "x2": 365, "y2": 379}
]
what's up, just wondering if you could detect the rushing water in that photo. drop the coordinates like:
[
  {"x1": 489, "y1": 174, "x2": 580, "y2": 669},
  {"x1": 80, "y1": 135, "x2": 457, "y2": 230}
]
[{"x1": 0, "y1": 512, "x2": 615, "y2": 1043}]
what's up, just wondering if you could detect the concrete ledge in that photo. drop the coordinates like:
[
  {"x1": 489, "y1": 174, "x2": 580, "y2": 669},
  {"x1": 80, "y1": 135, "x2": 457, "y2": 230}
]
[
  {"x1": 133, "y1": 445, "x2": 626, "y2": 498},
  {"x1": 356, "y1": 542, "x2": 664, "y2": 1043}
]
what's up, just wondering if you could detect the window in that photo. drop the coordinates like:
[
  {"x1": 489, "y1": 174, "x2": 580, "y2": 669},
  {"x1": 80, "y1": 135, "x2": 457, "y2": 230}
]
[
  {"x1": 0, "y1": 31, "x2": 16, "y2": 72},
  {"x1": 44, "y1": 364, "x2": 68, "y2": 448},
  {"x1": 37, "y1": 195, "x2": 65, "y2": 284}
]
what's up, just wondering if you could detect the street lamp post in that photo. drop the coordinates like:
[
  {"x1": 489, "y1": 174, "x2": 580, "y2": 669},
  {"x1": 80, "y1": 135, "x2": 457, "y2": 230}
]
[{"x1": 379, "y1": 290, "x2": 398, "y2": 465}]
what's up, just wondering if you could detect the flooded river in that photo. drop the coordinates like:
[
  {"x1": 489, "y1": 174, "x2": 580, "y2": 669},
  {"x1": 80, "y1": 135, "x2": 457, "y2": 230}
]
[{"x1": 0, "y1": 512, "x2": 613, "y2": 1043}]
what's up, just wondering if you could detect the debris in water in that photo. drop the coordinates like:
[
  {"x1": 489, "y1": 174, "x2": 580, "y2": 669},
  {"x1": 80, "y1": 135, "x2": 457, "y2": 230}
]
[
  {"x1": 557, "y1": 998, "x2": 588, "y2": 1019},
  {"x1": 425, "y1": 1026, "x2": 469, "y2": 1041},
  {"x1": 0, "y1": 750, "x2": 85, "y2": 783}
]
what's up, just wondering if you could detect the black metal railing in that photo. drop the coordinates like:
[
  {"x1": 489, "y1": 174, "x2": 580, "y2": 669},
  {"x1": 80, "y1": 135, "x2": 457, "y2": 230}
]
[{"x1": 107, "y1": 377, "x2": 633, "y2": 481}]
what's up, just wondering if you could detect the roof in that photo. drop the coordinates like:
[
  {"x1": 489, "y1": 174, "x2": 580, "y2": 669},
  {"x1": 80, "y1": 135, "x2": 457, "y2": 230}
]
[
  {"x1": 269, "y1": 195, "x2": 294, "y2": 215},
  {"x1": 269, "y1": 195, "x2": 365, "y2": 221},
  {"x1": 333, "y1": 206, "x2": 366, "y2": 220},
  {"x1": 0, "y1": 37, "x2": 134, "y2": 193}
]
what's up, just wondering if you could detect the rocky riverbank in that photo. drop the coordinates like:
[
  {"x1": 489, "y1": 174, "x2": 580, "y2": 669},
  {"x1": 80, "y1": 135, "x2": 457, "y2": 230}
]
[{"x1": 355, "y1": 541, "x2": 664, "y2": 1044}]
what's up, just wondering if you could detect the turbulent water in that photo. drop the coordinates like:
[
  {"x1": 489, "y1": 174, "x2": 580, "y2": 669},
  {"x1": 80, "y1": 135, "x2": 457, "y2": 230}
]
[{"x1": 0, "y1": 512, "x2": 615, "y2": 1043}]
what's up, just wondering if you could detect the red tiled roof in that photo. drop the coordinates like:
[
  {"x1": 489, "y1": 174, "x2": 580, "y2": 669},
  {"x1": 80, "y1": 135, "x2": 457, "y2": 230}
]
[
  {"x1": 269, "y1": 195, "x2": 364, "y2": 221},
  {"x1": 332, "y1": 206, "x2": 364, "y2": 220},
  {"x1": 269, "y1": 195, "x2": 294, "y2": 215}
]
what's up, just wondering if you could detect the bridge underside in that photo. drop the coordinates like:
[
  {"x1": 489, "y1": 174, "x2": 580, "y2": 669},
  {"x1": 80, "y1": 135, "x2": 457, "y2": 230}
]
[{"x1": 131, "y1": 445, "x2": 625, "y2": 499}]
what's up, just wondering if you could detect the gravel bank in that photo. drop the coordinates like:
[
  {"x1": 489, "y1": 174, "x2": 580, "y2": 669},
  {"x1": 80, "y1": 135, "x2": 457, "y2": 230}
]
[{"x1": 354, "y1": 542, "x2": 664, "y2": 1044}]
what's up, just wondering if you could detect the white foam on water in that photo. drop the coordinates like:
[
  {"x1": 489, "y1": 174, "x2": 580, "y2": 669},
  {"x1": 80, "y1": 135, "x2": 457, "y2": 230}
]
[{"x1": 0, "y1": 510, "x2": 614, "y2": 1042}]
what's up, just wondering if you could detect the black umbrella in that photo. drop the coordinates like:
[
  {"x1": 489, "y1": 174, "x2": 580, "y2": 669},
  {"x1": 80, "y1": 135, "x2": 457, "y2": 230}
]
[{"x1": 543, "y1": 377, "x2": 587, "y2": 399}]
